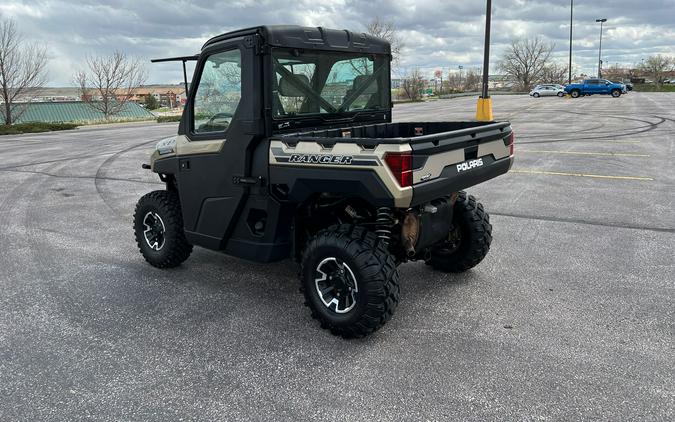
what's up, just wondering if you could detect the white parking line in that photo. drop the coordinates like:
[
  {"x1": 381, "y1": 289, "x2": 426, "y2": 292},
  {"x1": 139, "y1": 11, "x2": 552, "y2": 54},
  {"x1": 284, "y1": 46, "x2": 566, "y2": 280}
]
[
  {"x1": 511, "y1": 169, "x2": 653, "y2": 181},
  {"x1": 518, "y1": 149, "x2": 650, "y2": 157}
]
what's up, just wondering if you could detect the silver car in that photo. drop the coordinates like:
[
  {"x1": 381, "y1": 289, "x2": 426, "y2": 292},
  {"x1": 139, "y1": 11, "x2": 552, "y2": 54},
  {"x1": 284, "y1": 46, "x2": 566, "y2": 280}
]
[{"x1": 530, "y1": 85, "x2": 565, "y2": 97}]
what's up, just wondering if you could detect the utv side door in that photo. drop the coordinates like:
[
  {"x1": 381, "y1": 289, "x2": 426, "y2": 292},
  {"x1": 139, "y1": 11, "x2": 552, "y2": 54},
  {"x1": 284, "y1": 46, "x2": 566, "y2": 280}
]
[{"x1": 176, "y1": 37, "x2": 261, "y2": 250}]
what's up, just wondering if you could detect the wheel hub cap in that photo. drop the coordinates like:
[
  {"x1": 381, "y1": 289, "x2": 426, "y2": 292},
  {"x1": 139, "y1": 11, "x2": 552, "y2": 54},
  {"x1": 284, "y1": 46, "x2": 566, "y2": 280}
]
[
  {"x1": 314, "y1": 257, "x2": 358, "y2": 314},
  {"x1": 142, "y1": 211, "x2": 166, "y2": 251}
]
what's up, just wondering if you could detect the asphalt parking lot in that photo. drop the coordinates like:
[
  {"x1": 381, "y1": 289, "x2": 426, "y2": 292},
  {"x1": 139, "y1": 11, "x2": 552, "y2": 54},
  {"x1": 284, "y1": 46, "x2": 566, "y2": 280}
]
[{"x1": 1, "y1": 93, "x2": 673, "y2": 421}]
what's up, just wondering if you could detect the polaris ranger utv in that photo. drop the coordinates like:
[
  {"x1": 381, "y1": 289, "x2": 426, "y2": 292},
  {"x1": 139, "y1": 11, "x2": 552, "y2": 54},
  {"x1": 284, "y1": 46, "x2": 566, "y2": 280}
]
[{"x1": 135, "y1": 25, "x2": 515, "y2": 337}]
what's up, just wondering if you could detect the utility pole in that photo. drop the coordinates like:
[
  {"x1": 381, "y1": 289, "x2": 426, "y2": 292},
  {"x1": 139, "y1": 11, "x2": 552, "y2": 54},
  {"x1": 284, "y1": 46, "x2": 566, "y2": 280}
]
[
  {"x1": 596, "y1": 18, "x2": 607, "y2": 78},
  {"x1": 568, "y1": 0, "x2": 573, "y2": 84},
  {"x1": 476, "y1": 0, "x2": 493, "y2": 121}
]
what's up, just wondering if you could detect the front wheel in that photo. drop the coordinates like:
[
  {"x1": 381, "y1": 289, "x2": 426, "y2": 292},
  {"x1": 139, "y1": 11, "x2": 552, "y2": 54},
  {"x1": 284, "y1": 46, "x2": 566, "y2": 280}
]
[
  {"x1": 532, "y1": 92, "x2": 540, "y2": 98},
  {"x1": 134, "y1": 190, "x2": 193, "y2": 268},
  {"x1": 426, "y1": 192, "x2": 492, "y2": 273},
  {"x1": 611, "y1": 89, "x2": 621, "y2": 97},
  {"x1": 301, "y1": 225, "x2": 400, "y2": 338},
  {"x1": 557, "y1": 92, "x2": 565, "y2": 97}
]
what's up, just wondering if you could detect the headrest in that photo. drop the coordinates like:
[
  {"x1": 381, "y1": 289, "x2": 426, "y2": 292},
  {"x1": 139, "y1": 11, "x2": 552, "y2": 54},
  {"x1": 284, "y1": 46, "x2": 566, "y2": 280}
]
[
  {"x1": 278, "y1": 75, "x2": 310, "y2": 97},
  {"x1": 353, "y1": 75, "x2": 378, "y2": 95}
]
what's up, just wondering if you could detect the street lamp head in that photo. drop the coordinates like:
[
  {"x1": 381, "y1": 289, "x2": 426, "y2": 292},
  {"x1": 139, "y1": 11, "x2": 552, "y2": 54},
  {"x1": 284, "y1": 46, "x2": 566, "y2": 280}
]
[{"x1": 596, "y1": 18, "x2": 607, "y2": 22}]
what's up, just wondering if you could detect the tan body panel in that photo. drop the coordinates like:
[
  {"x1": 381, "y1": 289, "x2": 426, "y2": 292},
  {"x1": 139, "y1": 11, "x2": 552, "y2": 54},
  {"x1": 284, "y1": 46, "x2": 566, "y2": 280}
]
[
  {"x1": 269, "y1": 140, "x2": 413, "y2": 208},
  {"x1": 150, "y1": 135, "x2": 226, "y2": 171},
  {"x1": 477, "y1": 139, "x2": 510, "y2": 160},
  {"x1": 176, "y1": 135, "x2": 226, "y2": 155},
  {"x1": 412, "y1": 138, "x2": 510, "y2": 184},
  {"x1": 412, "y1": 149, "x2": 465, "y2": 184}
]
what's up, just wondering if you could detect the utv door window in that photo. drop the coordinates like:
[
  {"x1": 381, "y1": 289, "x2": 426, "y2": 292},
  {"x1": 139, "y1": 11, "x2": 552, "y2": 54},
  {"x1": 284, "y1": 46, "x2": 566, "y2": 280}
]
[{"x1": 192, "y1": 49, "x2": 242, "y2": 134}]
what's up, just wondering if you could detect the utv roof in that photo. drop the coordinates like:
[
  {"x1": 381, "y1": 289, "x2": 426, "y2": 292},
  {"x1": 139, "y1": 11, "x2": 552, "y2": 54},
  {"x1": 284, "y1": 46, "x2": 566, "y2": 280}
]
[{"x1": 202, "y1": 25, "x2": 391, "y2": 55}]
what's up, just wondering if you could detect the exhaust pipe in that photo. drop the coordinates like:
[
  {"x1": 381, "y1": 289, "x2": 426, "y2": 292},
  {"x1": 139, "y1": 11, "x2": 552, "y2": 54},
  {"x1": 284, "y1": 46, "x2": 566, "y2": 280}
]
[
  {"x1": 401, "y1": 212, "x2": 419, "y2": 258},
  {"x1": 406, "y1": 245, "x2": 416, "y2": 258},
  {"x1": 400, "y1": 197, "x2": 454, "y2": 261}
]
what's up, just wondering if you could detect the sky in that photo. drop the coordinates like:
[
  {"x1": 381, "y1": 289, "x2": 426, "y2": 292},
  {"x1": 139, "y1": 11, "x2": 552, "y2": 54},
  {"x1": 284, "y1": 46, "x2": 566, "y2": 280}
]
[{"x1": 1, "y1": 0, "x2": 674, "y2": 86}]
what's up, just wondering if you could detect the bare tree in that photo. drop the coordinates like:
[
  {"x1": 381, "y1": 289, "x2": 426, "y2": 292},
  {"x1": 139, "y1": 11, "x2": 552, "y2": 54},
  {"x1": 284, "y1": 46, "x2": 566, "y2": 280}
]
[
  {"x1": 541, "y1": 62, "x2": 570, "y2": 84},
  {"x1": 499, "y1": 37, "x2": 554, "y2": 91},
  {"x1": 75, "y1": 51, "x2": 147, "y2": 120},
  {"x1": 639, "y1": 54, "x2": 675, "y2": 88},
  {"x1": 602, "y1": 64, "x2": 628, "y2": 83},
  {"x1": 433, "y1": 69, "x2": 443, "y2": 94},
  {"x1": 463, "y1": 68, "x2": 481, "y2": 91},
  {"x1": 446, "y1": 71, "x2": 461, "y2": 91},
  {"x1": 366, "y1": 17, "x2": 404, "y2": 66},
  {"x1": 0, "y1": 18, "x2": 48, "y2": 125},
  {"x1": 400, "y1": 68, "x2": 424, "y2": 101}
]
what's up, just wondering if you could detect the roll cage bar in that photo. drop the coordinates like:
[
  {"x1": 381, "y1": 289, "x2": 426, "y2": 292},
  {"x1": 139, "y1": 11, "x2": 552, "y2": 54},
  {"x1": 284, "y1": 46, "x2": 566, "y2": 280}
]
[{"x1": 150, "y1": 55, "x2": 200, "y2": 95}]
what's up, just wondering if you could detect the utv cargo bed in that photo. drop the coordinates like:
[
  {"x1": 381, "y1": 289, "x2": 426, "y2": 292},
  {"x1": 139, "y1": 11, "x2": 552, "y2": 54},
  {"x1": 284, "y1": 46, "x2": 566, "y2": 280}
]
[
  {"x1": 271, "y1": 121, "x2": 514, "y2": 207},
  {"x1": 276, "y1": 121, "x2": 510, "y2": 146}
]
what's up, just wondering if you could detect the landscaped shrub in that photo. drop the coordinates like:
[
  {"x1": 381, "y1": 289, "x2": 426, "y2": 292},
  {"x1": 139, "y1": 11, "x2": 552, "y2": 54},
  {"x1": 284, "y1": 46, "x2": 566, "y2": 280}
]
[
  {"x1": 157, "y1": 115, "x2": 182, "y2": 123},
  {"x1": 0, "y1": 122, "x2": 79, "y2": 135}
]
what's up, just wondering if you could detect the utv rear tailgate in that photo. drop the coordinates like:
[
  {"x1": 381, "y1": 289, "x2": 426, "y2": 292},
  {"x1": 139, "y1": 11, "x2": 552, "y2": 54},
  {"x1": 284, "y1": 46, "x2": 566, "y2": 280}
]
[
  {"x1": 409, "y1": 122, "x2": 514, "y2": 205},
  {"x1": 271, "y1": 120, "x2": 514, "y2": 209}
]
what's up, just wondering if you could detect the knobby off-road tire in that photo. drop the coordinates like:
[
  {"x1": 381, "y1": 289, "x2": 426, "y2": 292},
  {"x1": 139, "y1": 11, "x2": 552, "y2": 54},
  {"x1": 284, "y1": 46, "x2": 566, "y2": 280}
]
[
  {"x1": 301, "y1": 225, "x2": 400, "y2": 338},
  {"x1": 427, "y1": 192, "x2": 492, "y2": 273},
  {"x1": 134, "y1": 190, "x2": 193, "y2": 268}
]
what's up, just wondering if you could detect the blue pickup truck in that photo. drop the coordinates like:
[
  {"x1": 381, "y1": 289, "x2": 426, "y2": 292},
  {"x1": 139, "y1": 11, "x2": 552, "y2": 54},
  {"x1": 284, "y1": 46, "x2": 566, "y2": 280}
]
[{"x1": 564, "y1": 79, "x2": 627, "y2": 98}]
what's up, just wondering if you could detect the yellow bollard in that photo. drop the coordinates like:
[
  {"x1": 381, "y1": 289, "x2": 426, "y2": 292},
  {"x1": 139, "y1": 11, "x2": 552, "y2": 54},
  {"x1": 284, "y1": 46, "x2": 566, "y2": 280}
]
[{"x1": 476, "y1": 97, "x2": 494, "y2": 121}]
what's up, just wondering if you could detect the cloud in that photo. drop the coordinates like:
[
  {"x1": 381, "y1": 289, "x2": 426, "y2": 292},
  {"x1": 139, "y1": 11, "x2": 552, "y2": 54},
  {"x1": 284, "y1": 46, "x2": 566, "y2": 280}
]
[{"x1": 1, "y1": 0, "x2": 673, "y2": 85}]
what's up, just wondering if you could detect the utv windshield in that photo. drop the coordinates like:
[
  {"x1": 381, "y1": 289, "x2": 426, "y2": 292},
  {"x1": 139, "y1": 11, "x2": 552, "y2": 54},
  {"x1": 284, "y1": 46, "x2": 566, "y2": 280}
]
[{"x1": 272, "y1": 49, "x2": 390, "y2": 118}]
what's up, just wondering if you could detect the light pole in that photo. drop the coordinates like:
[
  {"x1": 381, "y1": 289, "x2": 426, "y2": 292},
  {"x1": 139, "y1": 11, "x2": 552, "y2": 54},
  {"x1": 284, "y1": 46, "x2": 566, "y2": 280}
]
[
  {"x1": 568, "y1": 0, "x2": 573, "y2": 84},
  {"x1": 476, "y1": 0, "x2": 493, "y2": 121},
  {"x1": 458, "y1": 65, "x2": 463, "y2": 89},
  {"x1": 596, "y1": 18, "x2": 607, "y2": 78}
]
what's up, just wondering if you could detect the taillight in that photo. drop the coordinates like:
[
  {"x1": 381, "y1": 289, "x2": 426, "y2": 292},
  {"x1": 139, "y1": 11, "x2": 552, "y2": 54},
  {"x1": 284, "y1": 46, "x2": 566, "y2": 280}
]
[
  {"x1": 506, "y1": 132, "x2": 515, "y2": 156},
  {"x1": 384, "y1": 151, "x2": 413, "y2": 187}
]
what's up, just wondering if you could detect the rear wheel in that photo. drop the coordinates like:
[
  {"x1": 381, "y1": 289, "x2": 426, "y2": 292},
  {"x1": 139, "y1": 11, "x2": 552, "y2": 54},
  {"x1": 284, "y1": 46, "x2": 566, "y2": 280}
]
[
  {"x1": 301, "y1": 225, "x2": 399, "y2": 338},
  {"x1": 134, "y1": 190, "x2": 193, "y2": 268},
  {"x1": 570, "y1": 90, "x2": 581, "y2": 98},
  {"x1": 427, "y1": 192, "x2": 492, "y2": 273},
  {"x1": 611, "y1": 89, "x2": 621, "y2": 97}
]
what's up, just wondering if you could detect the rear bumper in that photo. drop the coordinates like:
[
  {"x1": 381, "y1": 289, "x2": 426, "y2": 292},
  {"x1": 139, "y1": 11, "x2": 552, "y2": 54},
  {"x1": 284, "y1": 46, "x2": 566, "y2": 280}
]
[{"x1": 410, "y1": 155, "x2": 514, "y2": 206}]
